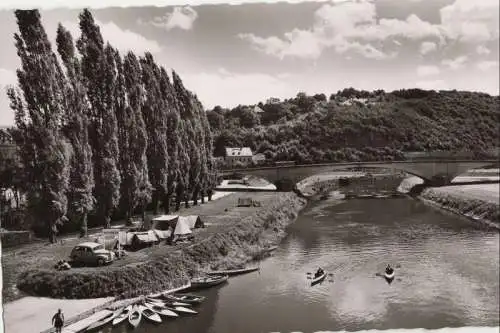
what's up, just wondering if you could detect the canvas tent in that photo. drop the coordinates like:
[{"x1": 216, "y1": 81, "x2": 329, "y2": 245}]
[
  {"x1": 130, "y1": 230, "x2": 159, "y2": 248},
  {"x1": 151, "y1": 215, "x2": 178, "y2": 230},
  {"x1": 179, "y1": 215, "x2": 204, "y2": 229},
  {"x1": 153, "y1": 229, "x2": 171, "y2": 241},
  {"x1": 173, "y1": 218, "x2": 192, "y2": 236}
]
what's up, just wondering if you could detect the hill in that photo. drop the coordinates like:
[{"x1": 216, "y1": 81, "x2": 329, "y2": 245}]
[{"x1": 206, "y1": 89, "x2": 499, "y2": 165}]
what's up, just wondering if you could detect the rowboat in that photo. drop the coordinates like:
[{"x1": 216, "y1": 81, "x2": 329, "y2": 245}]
[
  {"x1": 165, "y1": 305, "x2": 198, "y2": 315},
  {"x1": 138, "y1": 305, "x2": 162, "y2": 323},
  {"x1": 311, "y1": 272, "x2": 327, "y2": 286},
  {"x1": 207, "y1": 266, "x2": 259, "y2": 276},
  {"x1": 112, "y1": 305, "x2": 132, "y2": 326},
  {"x1": 86, "y1": 308, "x2": 122, "y2": 331},
  {"x1": 143, "y1": 302, "x2": 179, "y2": 317},
  {"x1": 266, "y1": 245, "x2": 278, "y2": 253},
  {"x1": 190, "y1": 274, "x2": 229, "y2": 289},
  {"x1": 384, "y1": 270, "x2": 395, "y2": 280},
  {"x1": 148, "y1": 282, "x2": 191, "y2": 298},
  {"x1": 164, "y1": 293, "x2": 206, "y2": 304},
  {"x1": 147, "y1": 297, "x2": 191, "y2": 307},
  {"x1": 128, "y1": 305, "x2": 142, "y2": 328}
]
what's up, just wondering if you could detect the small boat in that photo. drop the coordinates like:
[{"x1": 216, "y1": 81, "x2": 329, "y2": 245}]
[
  {"x1": 128, "y1": 305, "x2": 142, "y2": 328},
  {"x1": 207, "y1": 266, "x2": 259, "y2": 276},
  {"x1": 112, "y1": 305, "x2": 132, "y2": 326},
  {"x1": 86, "y1": 308, "x2": 122, "y2": 331},
  {"x1": 144, "y1": 302, "x2": 179, "y2": 317},
  {"x1": 147, "y1": 297, "x2": 191, "y2": 307},
  {"x1": 138, "y1": 305, "x2": 162, "y2": 323},
  {"x1": 164, "y1": 293, "x2": 206, "y2": 305},
  {"x1": 165, "y1": 305, "x2": 198, "y2": 315},
  {"x1": 190, "y1": 274, "x2": 229, "y2": 289},
  {"x1": 266, "y1": 245, "x2": 278, "y2": 253},
  {"x1": 384, "y1": 270, "x2": 395, "y2": 280},
  {"x1": 311, "y1": 271, "x2": 327, "y2": 286}
]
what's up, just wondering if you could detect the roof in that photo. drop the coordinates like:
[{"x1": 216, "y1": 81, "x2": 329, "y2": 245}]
[
  {"x1": 253, "y1": 105, "x2": 265, "y2": 113},
  {"x1": 76, "y1": 242, "x2": 102, "y2": 248},
  {"x1": 225, "y1": 147, "x2": 253, "y2": 157},
  {"x1": 152, "y1": 215, "x2": 179, "y2": 222}
]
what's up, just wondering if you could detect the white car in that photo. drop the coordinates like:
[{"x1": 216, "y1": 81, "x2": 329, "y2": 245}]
[{"x1": 70, "y1": 242, "x2": 116, "y2": 266}]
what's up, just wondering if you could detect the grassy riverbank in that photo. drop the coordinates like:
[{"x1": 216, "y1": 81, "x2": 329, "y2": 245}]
[{"x1": 11, "y1": 192, "x2": 306, "y2": 300}]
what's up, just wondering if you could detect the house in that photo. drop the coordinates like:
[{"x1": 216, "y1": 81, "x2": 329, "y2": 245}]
[
  {"x1": 252, "y1": 153, "x2": 266, "y2": 164},
  {"x1": 225, "y1": 147, "x2": 253, "y2": 167},
  {"x1": 266, "y1": 97, "x2": 280, "y2": 104},
  {"x1": 252, "y1": 105, "x2": 265, "y2": 113}
]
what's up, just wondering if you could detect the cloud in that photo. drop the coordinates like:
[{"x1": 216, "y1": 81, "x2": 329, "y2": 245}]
[
  {"x1": 0, "y1": 68, "x2": 17, "y2": 87},
  {"x1": 442, "y1": 56, "x2": 467, "y2": 70},
  {"x1": 181, "y1": 68, "x2": 293, "y2": 109},
  {"x1": 439, "y1": 0, "x2": 500, "y2": 43},
  {"x1": 476, "y1": 45, "x2": 491, "y2": 55},
  {"x1": 419, "y1": 41, "x2": 437, "y2": 55},
  {"x1": 416, "y1": 79, "x2": 449, "y2": 90},
  {"x1": 417, "y1": 65, "x2": 440, "y2": 77},
  {"x1": 58, "y1": 20, "x2": 162, "y2": 55},
  {"x1": 476, "y1": 60, "x2": 499, "y2": 71},
  {"x1": 139, "y1": 6, "x2": 198, "y2": 31}
]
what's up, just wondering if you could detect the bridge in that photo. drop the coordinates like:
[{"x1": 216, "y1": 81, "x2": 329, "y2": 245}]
[{"x1": 220, "y1": 159, "x2": 498, "y2": 189}]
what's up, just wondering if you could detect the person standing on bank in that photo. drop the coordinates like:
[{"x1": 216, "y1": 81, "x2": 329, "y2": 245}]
[{"x1": 52, "y1": 309, "x2": 64, "y2": 333}]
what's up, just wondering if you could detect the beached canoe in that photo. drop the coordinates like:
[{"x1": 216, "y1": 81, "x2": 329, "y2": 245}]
[
  {"x1": 144, "y1": 302, "x2": 179, "y2": 318},
  {"x1": 207, "y1": 266, "x2": 259, "y2": 276},
  {"x1": 86, "y1": 308, "x2": 122, "y2": 331},
  {"x1": 165, "y1": 293, "x2": 206, "y2": 304},
  {"x1": 112, "y1": 305, "x2": 132, "y2": 326},
  {"x1": 190, "y1": 274, "x2": 229, "y2": 289},
  {"x1": 128, "y1": 305, "x2": 142, "y2": 328},
  {"x1": 138, "y1": 305, "x2": 162, "y2": 323},
  {"x1": 311, "y1": 272, "x2": 327, "y2": 286}
]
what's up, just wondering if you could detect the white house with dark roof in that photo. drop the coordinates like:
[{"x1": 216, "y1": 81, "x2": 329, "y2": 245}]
[{"x1": 225, "y1": 147, "x2": 253, "y2": 167}]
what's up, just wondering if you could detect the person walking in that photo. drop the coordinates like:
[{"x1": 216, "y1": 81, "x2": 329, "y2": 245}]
[{"x1": 52, "y1": 309, "x2": 64, "y2": 333}]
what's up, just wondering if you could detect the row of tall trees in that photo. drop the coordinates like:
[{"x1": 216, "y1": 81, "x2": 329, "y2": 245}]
[{"x1": 7, "y1": 9, "x2": 217, "y2": 241}]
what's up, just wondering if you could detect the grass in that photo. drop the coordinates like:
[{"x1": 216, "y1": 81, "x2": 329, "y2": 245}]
[{"x1": 6, "y1": 192, "x2": 306, "y2": 301}]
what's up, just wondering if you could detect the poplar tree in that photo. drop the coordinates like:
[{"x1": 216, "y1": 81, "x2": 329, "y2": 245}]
[
  {"x1": 8, "y1": 10, "x2": 71, "y2": 242},
  {"x1": 140, "y1": 53, "x2": 169, "y2": 214},
  {"x1": 118, "y1": 51, "x2": 152, "y2": 223},
  {"x1": 77, "y1": 9, "x2": 121, "y2": 228},
  {"x1": 56, "y1": 24, "x2": 95, "y2": 237}
]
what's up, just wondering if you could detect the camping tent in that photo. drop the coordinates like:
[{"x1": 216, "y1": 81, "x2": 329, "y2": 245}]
[
  {"x1": 179, "y1": 215, "x2": 204, "y2": 229},
  {"x1": 173, "y1": 218, "x2": 192, "y2": 236},
  {"x1": 130, "y1": 230, "x2": 159, "y2": 248},
  {"x1": 153, "y1": 229, "x2": 171, "y2": 241},
  {"x1": 151, "y1": 215, "x2": 178, "y2": 230}
]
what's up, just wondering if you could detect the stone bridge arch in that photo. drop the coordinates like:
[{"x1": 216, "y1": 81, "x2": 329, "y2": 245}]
[{"x1": 221, "y1": 160, "x2": 498, "y2": 190}]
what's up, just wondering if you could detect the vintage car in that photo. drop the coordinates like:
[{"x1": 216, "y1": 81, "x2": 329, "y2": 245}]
[{"x1": 70, "y1": 242, "x2": 116, "y2": 266}]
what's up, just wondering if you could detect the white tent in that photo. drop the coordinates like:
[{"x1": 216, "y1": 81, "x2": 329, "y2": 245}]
[
  {"x1": 152, "y1": 215, "x2": 178, "y2": 230},
  {"x1": 179, "y1": 215, "x2": 204, "y2": 229},
  {"x1": 174, "y1": 218, "x2": 192, "y2": 236}
]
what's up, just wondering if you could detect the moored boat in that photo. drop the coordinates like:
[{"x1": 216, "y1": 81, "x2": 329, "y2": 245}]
[
  {"x1": 128, "y1": 305, "x2": 142, "y2": 328},
  {"x1": 112, "y1": 305, "x2": 132, "y2": 326},
  {"x1": 311, "y1": 271, "x2": 327, "y2": 286},
  {"x1": 138, "y1": 305, "x2": 162, "y2": 323},
  {"x1": 144, "y1": 302, "x2": 179, "y2": 317},
  {"x1": 384, "y1": 270, "x2": 395, "y2": 280},
  {"x1": 165, "y1": 305, "x2": 198, "y2": 315},
  {"x1": 207, "y1": 266, "x2": 259, "y2": 276},
  {"x1": 165, "y1": 293, "x2": 206, "y2": 304},
  {"x1": 86, "y1": 308, "x2": 122, "y2": 331},
  {"x1": 190, "y1": 274, "x2": 229, "y2": 289},
  {"x1": 147, "y1": 297, "x2": 191, "y2": 307}
]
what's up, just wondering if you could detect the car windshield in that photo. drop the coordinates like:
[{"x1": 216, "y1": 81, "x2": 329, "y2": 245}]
[{"x1": 92, "y1": 244, "x2": 104, "y2": 251}]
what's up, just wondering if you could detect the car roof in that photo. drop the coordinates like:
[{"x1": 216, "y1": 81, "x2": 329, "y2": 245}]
[{"x1": 76, "y1": 242, "x2": 103, "y2": 248}]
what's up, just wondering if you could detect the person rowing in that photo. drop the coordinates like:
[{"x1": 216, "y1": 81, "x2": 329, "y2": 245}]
[
  {"x1": 385, "y1": 264, "x2": 394, "y2": 274},
  {"x1": 315, "y1": 267, "x2": 324, "y2": 278}
]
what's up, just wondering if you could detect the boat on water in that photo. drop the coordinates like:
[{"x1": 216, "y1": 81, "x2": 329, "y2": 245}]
[
  {"x1": 86, "y1": 308, "x2": 122, "y2": 331},
  {"x1": 311, "y1": 271, "x2": 327, "y2": 286},
  {"x1": 128, "y1": 305, "x2": 142, "y2": 328},
  {"x1": 147, "y1": 297, "x2": 191, "y2": 307},
  {"x1": 138, "y1": 305, "x2": 162, "y2": 323},
  {"x1": 164, "y1": 293, "x2": 206, "y2": 304},
  {"x1": 112, "y1": 305, "x2": 132, "y2": 326},
  {"x1": 148, "y1": 282, "x2": 192, "y2": 298},
  {"x1": 265, "y1": 245, "x2": 278, "y2": 253},
  {"x1": 190, "y1": 274, "x2": 229, "y2": 289},
  {"x1": 384, "y1": 269, "x2": 395, "y2": 280},
  {"x1": 165, "y1": 305, "x2": 198, "y2": 315},
  {"x1": 143, "y1": 302, "x2": 179, "y2": 317},
  {"x1": 207, "y1": 266, "x2": 259, "y2": 276}
]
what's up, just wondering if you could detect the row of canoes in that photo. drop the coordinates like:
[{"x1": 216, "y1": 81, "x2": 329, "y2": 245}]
[{"x1": 85, "y1": 292, "x2": 205, "y2": 332}]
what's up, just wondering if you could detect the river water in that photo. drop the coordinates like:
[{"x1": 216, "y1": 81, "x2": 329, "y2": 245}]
[{"x1": 108, "y1": 195, "x2": 499, "y2": 333}]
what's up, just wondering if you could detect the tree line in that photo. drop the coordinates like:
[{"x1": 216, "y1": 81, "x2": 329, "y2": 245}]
[
  {"x1": 3, "y1": 9, "x2": 217, "y2": 241},
  {"x1": 207, "y1": 88, "x2": 499, "y2": 166}
]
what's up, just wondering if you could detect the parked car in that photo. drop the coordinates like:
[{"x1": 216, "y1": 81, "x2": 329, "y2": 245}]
[{"x1": 70, "y1": 242, "x2": 116, "y2": 266}]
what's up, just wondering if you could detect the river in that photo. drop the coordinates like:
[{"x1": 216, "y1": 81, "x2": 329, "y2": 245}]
[{"x1": 107, "y1": 194, "x2": 499, "y2": 333}]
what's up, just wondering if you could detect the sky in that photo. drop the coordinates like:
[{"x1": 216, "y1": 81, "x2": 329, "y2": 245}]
[{"x1": 0, "y1": 0, "x2": 498, "y2": 126}]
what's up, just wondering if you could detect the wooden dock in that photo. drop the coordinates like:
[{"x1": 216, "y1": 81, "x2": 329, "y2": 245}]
[{"x1": 61, "y1": 309, "x2": 112, "y2": 333}]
